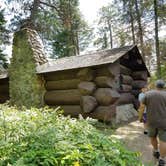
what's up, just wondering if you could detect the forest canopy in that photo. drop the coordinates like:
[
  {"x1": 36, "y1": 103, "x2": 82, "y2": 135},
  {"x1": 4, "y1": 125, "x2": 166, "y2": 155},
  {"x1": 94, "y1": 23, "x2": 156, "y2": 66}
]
[{"x1": 0, "y1": 0, "x2": 166, "y2": 78}]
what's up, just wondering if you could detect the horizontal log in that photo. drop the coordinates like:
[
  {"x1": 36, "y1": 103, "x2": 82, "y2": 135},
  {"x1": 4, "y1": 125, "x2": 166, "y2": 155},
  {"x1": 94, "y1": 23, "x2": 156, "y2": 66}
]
[
  {"x1": 131, "y1": 89, "x2": 141, "y2": 97},
  {"x1": 0, "y1": 78, "x2": 9, "y2": 85},
  {"x1": 44, "y1": 70, "x2": 77, "y2": 81},
  {"x1": 77, "y1": 68, "x2": 95, "y2": 81},
  {"x1": 0, "y1": 85, "x2": 9, "y2": 93},
  {"x1": 133, "y1": 98, "x2": 140, "y2": 110},
  {"x1": 96, "y1": 61, "x2": 120, "y2": 77},
  {"x1": 132, "y1": 80, "x2": 147, "y2": 89},
  {"x1": 86, "y1": 105, "x2": 116, "y2": 122},
  {"x1": 78, "y1": 82, "x2": 96, "y2": 95},
  {"x1": 94, "y1": 88, "x2": 120, "y2": 106},
  {"x1": 120, "y1": 74, "x2": 133, "y2": 85},
  {"x1": 116, "y1": 93, "x2": 135, "y2": 105},
  {"x1": 0, "y1": 95, "x2": 9, "y2": 103},
  {"x1": 52, "y1": 105, "x2": 83, "y2": 117},
  {"x1": 120, "y1": 84, "x2": 132, "y2": 92},
  {"x1": 44, "y1": 89, "x2": 81, "y2": 105},
  {"x1": 94, "y1": 76, "x2": 116, "y2": 88},
  {"x1": 80, "y1": 96, "x2": 98, "y2": 113},
  {"x1": 45, "y1": 79, "x2": 80, "y2": 90},
  {"x1": 132, "y1": 71, "x2": 148, "y2": 80},
  {"x1": 120, "y1": 65, "x2": 132, "y2": 75}
]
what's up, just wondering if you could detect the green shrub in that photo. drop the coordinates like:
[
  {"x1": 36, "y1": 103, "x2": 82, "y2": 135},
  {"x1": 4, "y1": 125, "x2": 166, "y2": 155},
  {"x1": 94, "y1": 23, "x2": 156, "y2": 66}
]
[
  {"x1": 0, "y1": 104, "x2": 142, "y2": 166},
  {"x1": 9, "y1": 29, "x2": 44, "y2": 108}
]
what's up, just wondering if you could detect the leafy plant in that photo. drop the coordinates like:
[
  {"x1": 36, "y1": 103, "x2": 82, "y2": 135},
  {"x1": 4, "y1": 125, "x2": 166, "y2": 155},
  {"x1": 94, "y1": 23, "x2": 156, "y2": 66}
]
[{"x1": 0, "y1": 104, "x2": 142, "y2": 166}]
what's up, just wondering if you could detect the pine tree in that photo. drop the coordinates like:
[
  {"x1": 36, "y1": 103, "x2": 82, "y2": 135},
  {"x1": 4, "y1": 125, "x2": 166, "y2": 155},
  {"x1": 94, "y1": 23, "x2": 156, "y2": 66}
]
[{"x1": 0, "y1": 10, "x2": 9, "y2": 68}]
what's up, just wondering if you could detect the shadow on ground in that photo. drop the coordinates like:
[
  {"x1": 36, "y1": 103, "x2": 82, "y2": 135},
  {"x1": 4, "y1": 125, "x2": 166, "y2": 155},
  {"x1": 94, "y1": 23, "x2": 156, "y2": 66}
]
[
  {"x1": 110, "y1": 121, "x2": 157, "y2": 166},
  {"x1": 90, "y1": 119, "x2": 158, "y2": 165}
]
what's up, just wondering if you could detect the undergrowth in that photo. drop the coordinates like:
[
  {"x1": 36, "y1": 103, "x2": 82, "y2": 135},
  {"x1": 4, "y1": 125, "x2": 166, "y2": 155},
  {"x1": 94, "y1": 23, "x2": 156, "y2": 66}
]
[{"x1": 0, "y1": 104, "x2": 142, "y2": 166}]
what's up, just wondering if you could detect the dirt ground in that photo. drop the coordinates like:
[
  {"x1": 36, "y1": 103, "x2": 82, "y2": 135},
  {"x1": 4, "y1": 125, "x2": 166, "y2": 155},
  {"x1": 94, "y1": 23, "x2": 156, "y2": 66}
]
[{"x1": 111, "y1": 121, "x2": 158, "y2": 166}]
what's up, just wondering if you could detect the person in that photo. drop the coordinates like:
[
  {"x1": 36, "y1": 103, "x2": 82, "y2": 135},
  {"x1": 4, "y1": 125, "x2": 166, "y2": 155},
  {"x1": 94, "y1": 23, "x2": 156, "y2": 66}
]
[
  {"x1": 138, "y1": 86, "x2": 148, "y2": 134},
  {"x1": 142, "y1": 80, "x2": 166, "y2": 166}
]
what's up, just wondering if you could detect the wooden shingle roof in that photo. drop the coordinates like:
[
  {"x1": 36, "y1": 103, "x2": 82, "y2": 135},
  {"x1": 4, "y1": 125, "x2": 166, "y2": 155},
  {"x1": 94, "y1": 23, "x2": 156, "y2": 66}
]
[{"x1": 37, "y1": 45, "x2": 136, "y2": 74}]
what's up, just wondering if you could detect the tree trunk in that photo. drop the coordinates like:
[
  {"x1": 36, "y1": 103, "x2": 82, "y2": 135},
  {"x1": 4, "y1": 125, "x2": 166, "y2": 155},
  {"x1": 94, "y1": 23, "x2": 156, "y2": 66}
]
[
  {"x1": 75, "y1": 31, "x2": 80, "y2": 55},
  {"x1": 154, "y1": 0, "x2": 161, "y2": 78},
  {"x1": 129, "y1": 1, "x2": 136, "y2": 44},
  {"x1": 103, "y1": 32, "x2": 108, "y2": 49},
  {"x1": 108, "y1": 20, "x2": 113, "y2": 48},
  {"x1": 134, "y1": 0, "x2": 145, "y2": 61},
  {"x1": 29, "y1": 0, "x2": 40, "y2": 25}
]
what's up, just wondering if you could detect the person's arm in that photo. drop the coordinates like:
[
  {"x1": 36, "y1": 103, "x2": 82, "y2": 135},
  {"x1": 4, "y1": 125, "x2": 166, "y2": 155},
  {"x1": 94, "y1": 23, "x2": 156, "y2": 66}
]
[
  {"x1": 138, "y1": 93, "x2": 146, "y2": 122},
  {"x1": 140, "y1": 93, "x2": 146, "y2": 105}
]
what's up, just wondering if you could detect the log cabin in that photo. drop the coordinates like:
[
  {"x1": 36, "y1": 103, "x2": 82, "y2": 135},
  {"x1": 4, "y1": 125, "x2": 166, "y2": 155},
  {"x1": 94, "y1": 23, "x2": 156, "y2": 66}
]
[
  {"x1": 0, "y1": 28, "x2": 150, "y2": 124},
  {"x1": 36, "y1": 45, "x2": 150, "y2": 123}
]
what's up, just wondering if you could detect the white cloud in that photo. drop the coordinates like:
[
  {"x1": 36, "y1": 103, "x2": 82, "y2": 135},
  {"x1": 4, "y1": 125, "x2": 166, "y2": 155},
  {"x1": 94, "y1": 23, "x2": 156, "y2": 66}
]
[{"x1": 79, "y1": 0, "x2": 112, "y2": 24}]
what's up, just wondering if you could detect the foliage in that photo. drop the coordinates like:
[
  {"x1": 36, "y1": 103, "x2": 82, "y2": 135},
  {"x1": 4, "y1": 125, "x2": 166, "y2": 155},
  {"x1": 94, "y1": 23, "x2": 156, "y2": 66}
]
[
  {"x1": 0, "y1": 10, "x2": 9, "y2": 68},
  {"x1": 6, "y1": 0, "x2": 92, "y2": 58},
  {"x1": 9, "y1": 29, "x2": 44, "y2": 108},
  {"x1": 0, "y1": 104, "x2": 142, "y2": 166},
  {"x1": 94, "y1": 4, "x2": 117, "y2": 49}
]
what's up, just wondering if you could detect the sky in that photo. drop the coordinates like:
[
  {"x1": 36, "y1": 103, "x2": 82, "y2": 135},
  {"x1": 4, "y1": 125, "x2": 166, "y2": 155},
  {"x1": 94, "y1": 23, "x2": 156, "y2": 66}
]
[
  {"x1": 79, "y1": 0, "x2": 111, "y2": 24},
  {"x1": 1, "y1": 0, "x2": 165, "y2": 56}
]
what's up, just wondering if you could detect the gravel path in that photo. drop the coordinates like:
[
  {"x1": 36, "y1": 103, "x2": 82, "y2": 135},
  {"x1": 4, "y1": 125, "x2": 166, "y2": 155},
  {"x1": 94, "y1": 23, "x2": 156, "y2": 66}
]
[{"x1": 111, "y1": 121, "x2": 158, "y2": 166}]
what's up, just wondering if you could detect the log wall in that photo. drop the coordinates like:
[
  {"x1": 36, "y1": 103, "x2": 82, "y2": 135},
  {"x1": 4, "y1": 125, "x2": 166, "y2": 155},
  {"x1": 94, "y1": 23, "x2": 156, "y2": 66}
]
[
  {"x1": 0, "y1": 78, "x2": 9, "y2": 103},
  {"x1": 44, "y1": 62, "x2": 148, "y2": 122},
  {"x1": 118, "y1": 64, "x2": 148, "y2": 109},
  {"x1": 44, "y1": 63, "x2": 121, "y2": 122}
]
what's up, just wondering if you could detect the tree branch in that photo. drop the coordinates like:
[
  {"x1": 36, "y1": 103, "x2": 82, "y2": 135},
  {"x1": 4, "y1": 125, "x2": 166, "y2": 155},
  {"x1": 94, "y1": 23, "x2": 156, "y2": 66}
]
[{"x1": 40, "y1": 1, "x2": 60, "y2": 13}]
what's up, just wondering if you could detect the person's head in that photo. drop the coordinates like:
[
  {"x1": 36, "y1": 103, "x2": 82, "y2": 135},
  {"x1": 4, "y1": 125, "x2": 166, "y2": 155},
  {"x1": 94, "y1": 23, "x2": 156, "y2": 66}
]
[{"x1": 155, "y1": 79, "x2": 165, "y2": 89}]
